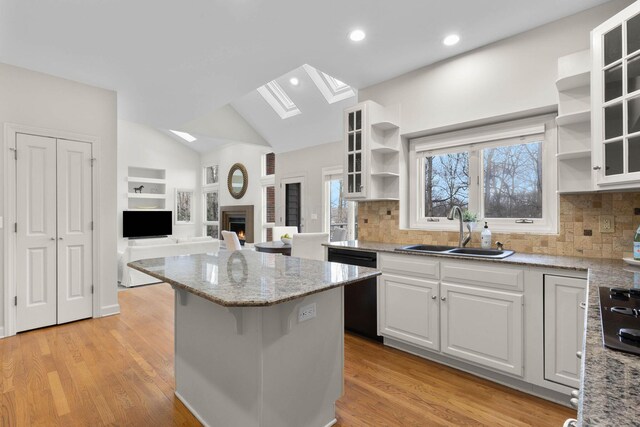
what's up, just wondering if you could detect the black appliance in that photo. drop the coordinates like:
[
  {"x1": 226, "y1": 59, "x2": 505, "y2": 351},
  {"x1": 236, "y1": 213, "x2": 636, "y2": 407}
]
[
  {"x1": 599, "y1": 286, "x2": 640, "y2": 356},
  {"x1": 123, "y1": 210, "x2": 172, "y2": 238},
  {"x1": 327, "y1": 248, "x2": 382, "y2": 342}
]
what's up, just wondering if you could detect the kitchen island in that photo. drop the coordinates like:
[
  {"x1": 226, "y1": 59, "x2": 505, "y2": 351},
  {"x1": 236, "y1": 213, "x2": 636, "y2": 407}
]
[{"x1": 128, "y1": 250, "x2": 380, "y2": 427}]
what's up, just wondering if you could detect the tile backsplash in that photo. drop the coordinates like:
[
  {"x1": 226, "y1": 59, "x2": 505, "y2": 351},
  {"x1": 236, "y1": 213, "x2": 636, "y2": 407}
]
[{"x1": 358, "y1": 192, "x2": 640, "y2": 259}]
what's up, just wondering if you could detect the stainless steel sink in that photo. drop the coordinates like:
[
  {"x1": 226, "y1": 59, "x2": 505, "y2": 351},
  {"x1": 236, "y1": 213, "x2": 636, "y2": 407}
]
[
  {"x1": 447, "y1": 248, "x2": 514, "y2": 259},
  {"x1": 396, "y1": 245, "x2": 514, "y2": 259},
  {"x1": 397, "y1": 244, "x2": 457, "y2": 253}
]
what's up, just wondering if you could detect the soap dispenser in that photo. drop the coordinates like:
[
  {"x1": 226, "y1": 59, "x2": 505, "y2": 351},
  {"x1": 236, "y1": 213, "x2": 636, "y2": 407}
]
[{"x1": 481, "y1": 222, "x2": 492, "y2": 249}]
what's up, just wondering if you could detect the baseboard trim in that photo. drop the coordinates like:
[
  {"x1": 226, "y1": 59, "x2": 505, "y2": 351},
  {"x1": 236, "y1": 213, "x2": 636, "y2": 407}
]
[
  {"x1": 323, "y1": 418, "x2": 337, "y2": 427},
  {"x1": 100, "y1": 304, "x2": 120, "y2": 317},
  {"x1": 175, "y1": 391, "x2": 211, "y2": 427}
]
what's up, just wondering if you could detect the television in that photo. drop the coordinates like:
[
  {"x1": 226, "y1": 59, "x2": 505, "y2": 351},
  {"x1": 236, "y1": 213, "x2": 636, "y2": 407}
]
[{"x1": 123, "y1": 210, "x2": 172, "y2": 238}]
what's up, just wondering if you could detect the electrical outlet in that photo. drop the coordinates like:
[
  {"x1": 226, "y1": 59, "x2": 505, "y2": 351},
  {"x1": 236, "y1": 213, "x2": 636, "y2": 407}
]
[
  {"x1": 599, "y1": 215, "x2": 614, "y2": 233},
  {"x1": 298, "y1": 303, "x2": 316, "y2": 323}
]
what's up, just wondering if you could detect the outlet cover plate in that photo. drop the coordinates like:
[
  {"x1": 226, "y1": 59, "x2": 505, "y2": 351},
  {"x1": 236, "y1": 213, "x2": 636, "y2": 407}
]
[
  {"x1": 298, "y1": 303, "x2": 316, "y2": 322},
  {"x1": 599, "y1": 215, "x2": 614, "y2": 233}
]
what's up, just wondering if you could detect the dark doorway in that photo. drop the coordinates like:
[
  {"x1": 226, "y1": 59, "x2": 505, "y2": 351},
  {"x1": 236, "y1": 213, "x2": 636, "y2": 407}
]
[{"x1": 285, "y1": 183, "x2": 301, "y2": 231}]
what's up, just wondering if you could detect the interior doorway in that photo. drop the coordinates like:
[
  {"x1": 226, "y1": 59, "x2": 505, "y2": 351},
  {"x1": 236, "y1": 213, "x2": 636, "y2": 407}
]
[{"x1": 280, "y1": 176, "x2": 305, "y2": 232}]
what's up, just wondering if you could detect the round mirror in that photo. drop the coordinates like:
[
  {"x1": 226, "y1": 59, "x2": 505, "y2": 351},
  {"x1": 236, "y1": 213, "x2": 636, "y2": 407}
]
[{"x1": 227, "y1": 163, "x2": 248, "y2": 199}]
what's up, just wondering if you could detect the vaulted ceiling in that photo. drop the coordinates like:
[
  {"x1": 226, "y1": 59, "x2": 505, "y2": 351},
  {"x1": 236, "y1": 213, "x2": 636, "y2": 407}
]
[{"x1": 0, "y1": 0, "x2": 611, "y2": 152}]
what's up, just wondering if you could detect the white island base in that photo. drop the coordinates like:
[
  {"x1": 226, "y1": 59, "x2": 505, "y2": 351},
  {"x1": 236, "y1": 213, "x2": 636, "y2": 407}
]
[{"x1": 173, "y1": 287, "x2": 344, "y2": 427}]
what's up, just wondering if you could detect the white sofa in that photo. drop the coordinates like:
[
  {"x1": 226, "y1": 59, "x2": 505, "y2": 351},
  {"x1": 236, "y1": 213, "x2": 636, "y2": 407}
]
[{"x1": 118, "y1": 236, "x2": 220, "y2": 287}]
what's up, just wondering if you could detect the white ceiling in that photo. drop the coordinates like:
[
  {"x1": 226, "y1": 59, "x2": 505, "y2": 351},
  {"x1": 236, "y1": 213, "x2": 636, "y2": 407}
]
[{"x1": 0, "y1": 0, "x2": 610, "y2": 151}]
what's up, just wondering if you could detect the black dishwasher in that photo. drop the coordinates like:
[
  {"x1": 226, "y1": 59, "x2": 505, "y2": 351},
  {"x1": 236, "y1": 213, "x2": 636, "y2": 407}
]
[{"x1": 327, "y1": 248, "x2": 382, "y2": 342}]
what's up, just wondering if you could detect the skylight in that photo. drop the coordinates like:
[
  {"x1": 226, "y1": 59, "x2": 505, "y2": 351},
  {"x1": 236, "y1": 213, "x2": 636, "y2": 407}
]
[
  {"x1": 303, "y1": 64, "x2": 355, "y2": 104},
  {"x1": 257, "y1": 81, "x2": 301, "y2": 119},
  {"x1": 170, "y1": 130, "x2": 197, "y2": 142}
]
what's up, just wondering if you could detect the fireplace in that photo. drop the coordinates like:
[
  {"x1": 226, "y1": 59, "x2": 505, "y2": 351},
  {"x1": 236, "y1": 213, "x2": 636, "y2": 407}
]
[{"x1": 220, "y1": 205, "x2": 254, "y2": 244}]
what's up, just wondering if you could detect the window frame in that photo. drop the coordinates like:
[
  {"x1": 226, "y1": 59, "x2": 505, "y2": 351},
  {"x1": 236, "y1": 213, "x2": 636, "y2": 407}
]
[
  {"x1": 322, "y1": 166, "x2": 358, "y2": 241},
  {"x1": 202, "y1": 184, "x2": 220, "y2": 238},
  {"x1": 409, "y1": 115, "x2": 558, "y2": 234}
]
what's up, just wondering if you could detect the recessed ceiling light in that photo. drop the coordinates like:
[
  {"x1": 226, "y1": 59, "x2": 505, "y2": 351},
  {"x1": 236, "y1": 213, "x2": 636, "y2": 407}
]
[
  {"x1": 289, "y1": 77, "x2": 299, "y2": 86},
  {"x1": 443, "y1": 34, "x2": 460, "y2": 46},
  {"x1": 349, "y1": 29, "x2": 366, "y2": 42},
  {"x1": 170, "y1": 130, "x2": 197, "y2": 142}
]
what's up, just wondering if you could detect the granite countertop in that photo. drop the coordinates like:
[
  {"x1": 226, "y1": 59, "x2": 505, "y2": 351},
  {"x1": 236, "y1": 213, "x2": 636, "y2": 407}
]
[
  {"x1": 128, "y1": 250, "x2": 380, "y2": 307},
  {"x1": 325, "y1": 241, "x2": 640, "y2": 426}
]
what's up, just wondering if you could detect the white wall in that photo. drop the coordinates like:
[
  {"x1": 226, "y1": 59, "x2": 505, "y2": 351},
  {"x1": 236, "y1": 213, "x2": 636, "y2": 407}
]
[
  {"x1": 117, "y1": 120, "x2": 202, "y2": 251},
  {"x1": 275, "y1": 141, "x2": 343, "y2": 233},
  {"x1": 0, "y1": 62, "x2": 119, "y2": 329},
  {"x1": 201, "y1": 143, "x2": 272, "y2": 243},
  {"x1": 359, "y1": 0, "x2": 634, "y2": 136}
]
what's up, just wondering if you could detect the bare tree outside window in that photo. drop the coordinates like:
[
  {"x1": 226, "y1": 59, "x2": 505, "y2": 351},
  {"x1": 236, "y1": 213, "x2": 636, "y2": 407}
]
[
  {"x1": 206, "y1": 165, "x2": 219, "y2": 185},
  {"x1": 175, "y1": 190, "x2": 193, "y2": 224},
  {"x1": 206, "y1": 225, "x2": 219, "y2": 238},
  {"x1": 206, "y1": 191, "x2": 218, "y2": 222},
  {"x1": 483, "y1": 141, "x2": 542, "y2": 218},
  {"x1": 424, "y1": 152, "x2": 469, "y2": 217}
]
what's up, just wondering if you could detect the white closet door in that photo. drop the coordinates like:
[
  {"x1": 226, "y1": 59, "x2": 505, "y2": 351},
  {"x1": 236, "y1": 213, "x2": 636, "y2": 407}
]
[
  {"x1": 16, "y1": 133, "x2": 58, "y2": 332},
  {"x1": 56, "y1": 139, "x2": 93, "y2": 324}
]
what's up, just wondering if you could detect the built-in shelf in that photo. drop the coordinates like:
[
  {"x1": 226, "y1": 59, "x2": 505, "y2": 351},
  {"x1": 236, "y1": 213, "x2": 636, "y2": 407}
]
[
  {"x1": 371, "y1": 144, "x2": 399, "y2": 154},
  {"x1": 556, "y1": 150, "x2": 591, "y2": 161},
  {"x1": 371, "y1": 121, "x2": 399, "y2": 131},
  {"x1": 556, "y1": 109, "x2": 590, "y2": 126},
  {"x1": 127, "y1": 166, "x2": 167, "y2": 210},
  {"x1": 127, "y1": 176, "x2": 166, "y2": 185},
  {"x1": 128, "y1": 193, "x2": 167, "y2": 199},
  {"x1": 555, "y1": 71, "x2": 590, "y2": 92}
]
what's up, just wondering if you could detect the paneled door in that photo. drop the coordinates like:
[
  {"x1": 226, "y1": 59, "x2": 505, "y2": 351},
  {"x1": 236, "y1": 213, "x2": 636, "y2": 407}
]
[
  {"x1": 15, "y1": 134, "x2": 93, "y2": 332},
  {"x1": 57, "y1": 139, "x2": 93, "y2": 324},
  {"x1": 16, "y1": 133, "x2": 58, "y2": 332}
]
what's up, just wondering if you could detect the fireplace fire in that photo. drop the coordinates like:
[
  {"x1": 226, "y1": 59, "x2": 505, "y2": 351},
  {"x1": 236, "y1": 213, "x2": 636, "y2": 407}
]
[{"x1": 220, "y1": 205, "x2": 254, "y2": 244}]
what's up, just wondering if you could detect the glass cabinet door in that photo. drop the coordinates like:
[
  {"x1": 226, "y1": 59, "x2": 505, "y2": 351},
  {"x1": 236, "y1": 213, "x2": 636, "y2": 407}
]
[
  {"x1": 345, "y1": 108, "x2": 365, "y2": 196},
  {"x1": 594, "y1": 2, "x2": 640, "y2": 185}
]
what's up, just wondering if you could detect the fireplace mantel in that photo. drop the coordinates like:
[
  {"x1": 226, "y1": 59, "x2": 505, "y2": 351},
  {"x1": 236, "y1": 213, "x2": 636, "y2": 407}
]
[{"x1": 220, "y1": 205, "x2": 254, "y2": 243}]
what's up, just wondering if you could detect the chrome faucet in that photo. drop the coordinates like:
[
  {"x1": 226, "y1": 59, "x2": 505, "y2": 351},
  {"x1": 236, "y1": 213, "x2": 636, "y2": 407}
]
[{"x1": 447, "y1": 205, "x2": 471, "y2": 248}]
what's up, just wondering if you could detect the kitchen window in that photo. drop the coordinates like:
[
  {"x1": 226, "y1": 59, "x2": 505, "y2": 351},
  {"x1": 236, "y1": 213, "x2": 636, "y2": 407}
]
[{"x1": 410, "y1": 115, "x2": 557, "y2": 233}]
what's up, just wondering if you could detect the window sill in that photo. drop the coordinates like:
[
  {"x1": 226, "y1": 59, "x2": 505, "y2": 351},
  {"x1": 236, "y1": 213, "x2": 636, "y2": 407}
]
[{"x1": 408, "y1": 222, "x2": 558, "y2": 235}]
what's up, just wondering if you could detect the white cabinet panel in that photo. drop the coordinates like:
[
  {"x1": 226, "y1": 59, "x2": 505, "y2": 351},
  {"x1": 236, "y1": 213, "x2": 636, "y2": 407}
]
[
  {"x1": 380, "y1": 253, "x2": 439, "y2": 280},
  {"x1": 441, "y1": 261, "x2": 523, "y2": 291},
  {"x1": 544, "y1": 275, "x2": 586, "y2": 388},
  {"x1": 379, "y1": 274, "x2": 439, "y2": 351},
  {"x1": 441, "y1": 283, "x2": 523, "y2": 376}
]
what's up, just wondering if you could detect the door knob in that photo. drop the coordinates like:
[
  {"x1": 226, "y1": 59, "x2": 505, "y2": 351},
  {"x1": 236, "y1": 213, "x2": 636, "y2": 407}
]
[
  {"x1": 441, "y1": 296, "x2": 446, "y2": 301},
  {"x1": 431, "y1": 295, "x2": 437, "y2": 300},
  {"x1": 593, "y1": 166, "x2": 602, "y2": 170}
]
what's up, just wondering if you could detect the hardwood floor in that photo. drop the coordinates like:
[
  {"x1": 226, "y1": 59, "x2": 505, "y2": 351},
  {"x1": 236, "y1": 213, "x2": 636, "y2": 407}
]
[{"x1": 0, "y1": 284, "x2": 574, "y2": 426}]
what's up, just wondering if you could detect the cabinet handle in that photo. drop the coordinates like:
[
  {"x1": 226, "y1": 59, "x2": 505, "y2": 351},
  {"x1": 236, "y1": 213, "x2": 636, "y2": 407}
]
[
  {"x1": 441, "y1": 296, "x2": 446, "y2": 301},
  {"x1": 593, "y1": 166, "x2": 602, "y2": 170},
  {"x1": 431, "y1": 295, "x2": 437, "y2": 300},
  {"x1": 569, "y1": 398, "x2": 579, "y2": 409},
  {"x1": 579, "y1": 302, "x2": 586, "y2": 309},
  {"x1": 50, "y1": 237, "x2": 56, "y2": 241},
  {"x1": 571, "y1": 390, "x2": 579, "y2": 399},
  {"x1": 576, "y1": 351, "x2": 582, "y2": 359},
  {"x1": 58, "y1": 237, "x2": 64, "y2": 240}
]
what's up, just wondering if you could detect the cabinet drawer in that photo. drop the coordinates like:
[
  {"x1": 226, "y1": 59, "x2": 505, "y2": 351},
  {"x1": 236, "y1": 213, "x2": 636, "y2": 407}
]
[
  {"x1": 441, "y1": 261, "x2": 523, "y2": 291},
  {"x1": 380, "y1": 253, "x2": 439, "y2": 279}
]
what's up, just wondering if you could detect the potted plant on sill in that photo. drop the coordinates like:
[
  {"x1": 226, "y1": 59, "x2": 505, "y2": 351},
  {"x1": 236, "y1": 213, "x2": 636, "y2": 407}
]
[{"x1": 462, "y1": 210, "x2": 479, "y2": 233}]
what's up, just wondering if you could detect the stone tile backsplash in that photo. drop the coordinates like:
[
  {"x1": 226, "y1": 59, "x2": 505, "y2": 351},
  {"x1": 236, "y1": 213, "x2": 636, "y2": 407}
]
[{"x1": 358, "y1": 192, "x2": 640, "y2": 259}]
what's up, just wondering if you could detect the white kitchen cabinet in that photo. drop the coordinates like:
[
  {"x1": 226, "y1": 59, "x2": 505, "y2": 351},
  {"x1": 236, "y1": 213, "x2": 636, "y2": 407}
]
[
  {"x1": 440, "y1": 282, "x2": 524, "y2": 377},
  {"x1": 544, "y1": 275, "x2": 586, "y2": 389},
  {"x1": 379, "y1": 274, "x2": 439, "y2": 351},
  {"x1": 591, "y1": 1, "x2": 640, "y2": 189},
  {"x1": 343, "y1": 101, "x2": 400, "y2": 200}
]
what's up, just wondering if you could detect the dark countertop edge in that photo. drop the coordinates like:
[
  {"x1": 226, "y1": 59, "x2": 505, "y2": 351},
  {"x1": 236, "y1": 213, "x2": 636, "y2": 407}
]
[{"x1": 127, "y1": 261, "x2": 381, "y2": 307}]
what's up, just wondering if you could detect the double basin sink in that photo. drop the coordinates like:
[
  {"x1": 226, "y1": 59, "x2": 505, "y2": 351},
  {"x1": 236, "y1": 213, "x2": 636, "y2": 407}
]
[{"x1": 396, "y1": 244, "x2": 514, "y2": 259}]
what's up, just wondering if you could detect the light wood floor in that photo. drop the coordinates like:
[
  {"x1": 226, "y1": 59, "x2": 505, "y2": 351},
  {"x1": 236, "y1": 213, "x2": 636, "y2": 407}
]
[{"x1": 0, "y1": 284, "x2": 574, "y2": 426}]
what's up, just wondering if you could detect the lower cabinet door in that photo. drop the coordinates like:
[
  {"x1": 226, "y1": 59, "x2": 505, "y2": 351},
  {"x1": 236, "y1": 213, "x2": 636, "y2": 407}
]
[
  {"x1": 544, "y1": 275, "x2": 586, "y2": 388},
  {"x1": 379, "y1": 274, "x2": 439, "y2": 351},
  {"x1": 440, "y1": 282, "x2": 523, "y2": 376}
]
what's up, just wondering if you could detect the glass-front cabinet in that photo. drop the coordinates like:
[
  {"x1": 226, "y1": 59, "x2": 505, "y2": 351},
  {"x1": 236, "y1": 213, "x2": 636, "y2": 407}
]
[
  {"x1": 343, "y1": 101, "x2": 401, "y2": 200},
  {"x1": 344, "y1": 106, "x2": 367, "y2": 198},
  {"x1": 592, "y1": 1, "x2": 640, "y2": 189}
]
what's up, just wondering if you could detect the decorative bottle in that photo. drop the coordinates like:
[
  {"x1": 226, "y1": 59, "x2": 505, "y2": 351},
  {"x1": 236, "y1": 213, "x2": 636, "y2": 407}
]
[
  {"x1": 481, "y1": 222, "x2": 492, "y2": 249},
  {"x1": 634, "y1": 224, "x2": 640, "y2": 260}
]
